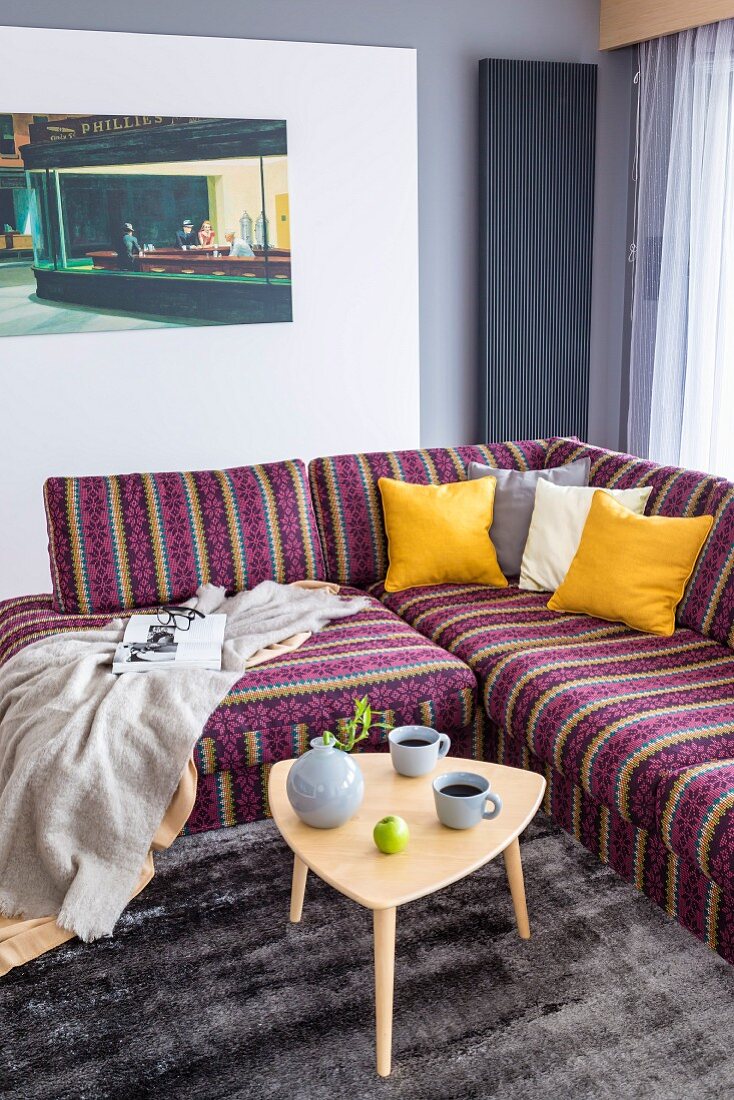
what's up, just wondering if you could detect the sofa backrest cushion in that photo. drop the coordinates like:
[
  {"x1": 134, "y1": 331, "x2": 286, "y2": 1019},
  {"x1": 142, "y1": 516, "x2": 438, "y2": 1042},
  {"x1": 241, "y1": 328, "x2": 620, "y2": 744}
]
[
  {"x1": 677, "y1": 478, "x2": 734, "y2": 646},
  {"x1": 545, "y1": 438, "x2": 717, "y2": 518},
  {"x1": 308, "y1": 439, "x2": 551, "y2": 587},
  {"x1": 44, "y1": 460, "x2": 326, "y2": 614}
]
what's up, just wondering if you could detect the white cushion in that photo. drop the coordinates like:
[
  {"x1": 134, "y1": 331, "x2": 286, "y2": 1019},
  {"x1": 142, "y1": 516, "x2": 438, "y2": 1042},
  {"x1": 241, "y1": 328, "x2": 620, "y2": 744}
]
[{"x1": 519, "y1": 481, "x2": 653, "y2": 593}]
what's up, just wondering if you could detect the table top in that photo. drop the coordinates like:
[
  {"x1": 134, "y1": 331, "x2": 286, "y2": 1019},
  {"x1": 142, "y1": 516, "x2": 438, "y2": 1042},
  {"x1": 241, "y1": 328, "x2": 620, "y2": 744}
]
[{"x1": 269, "y1": 754, "x2": 546, "y2": 911}]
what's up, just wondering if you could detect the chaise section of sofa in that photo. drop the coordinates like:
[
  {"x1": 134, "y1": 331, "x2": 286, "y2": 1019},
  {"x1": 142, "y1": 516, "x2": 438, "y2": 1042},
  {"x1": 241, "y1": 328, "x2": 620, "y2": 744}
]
[
  {"x1": 0, "y1": 589, "x2": 479, "y2": 835},
  {"x1": 4, "y1": 444, "x2": 489, "y2": 838},
  {"x1": 376, "y1": 581, "x2": 734, "y2": 830}
]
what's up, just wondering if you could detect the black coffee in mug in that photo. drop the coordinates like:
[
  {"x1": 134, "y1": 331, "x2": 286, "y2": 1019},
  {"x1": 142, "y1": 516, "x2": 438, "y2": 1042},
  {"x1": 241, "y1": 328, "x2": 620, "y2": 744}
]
[
  {"x1": 388, "y1": 726, "x2": 452, "y2": 777},
  {"x1": 440, "y1": 783, "x2": 482, "y2": 798},
  {"x1": 432, "y1": 770, "x2": 503, "y2": 828}
]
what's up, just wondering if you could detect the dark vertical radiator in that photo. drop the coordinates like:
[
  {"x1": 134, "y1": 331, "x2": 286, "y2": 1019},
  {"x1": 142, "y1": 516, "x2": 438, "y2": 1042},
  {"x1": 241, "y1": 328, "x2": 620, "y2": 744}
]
[{"x1": 479, "y1": 59, "x2": 597, "y2": 441}]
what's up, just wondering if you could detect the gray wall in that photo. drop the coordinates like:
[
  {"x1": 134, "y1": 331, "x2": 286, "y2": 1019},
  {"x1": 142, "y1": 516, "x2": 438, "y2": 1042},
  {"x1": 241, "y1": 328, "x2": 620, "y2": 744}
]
[{"x1": 0, "y1": 0, "x2": 633, "y2": 449}]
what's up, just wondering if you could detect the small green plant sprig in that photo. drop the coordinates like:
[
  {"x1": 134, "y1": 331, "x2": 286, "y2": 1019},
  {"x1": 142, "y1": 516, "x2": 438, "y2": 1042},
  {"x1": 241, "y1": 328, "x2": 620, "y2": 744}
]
[{"x1": 321, "y1": 695, "x2": 392, "y2": 752}]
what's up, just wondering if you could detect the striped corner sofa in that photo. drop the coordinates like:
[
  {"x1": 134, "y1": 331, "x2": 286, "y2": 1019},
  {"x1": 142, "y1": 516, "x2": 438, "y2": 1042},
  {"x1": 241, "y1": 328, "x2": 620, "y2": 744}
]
[{"x1": 2, "y1": 437, "x2": 734, "y2": 967}]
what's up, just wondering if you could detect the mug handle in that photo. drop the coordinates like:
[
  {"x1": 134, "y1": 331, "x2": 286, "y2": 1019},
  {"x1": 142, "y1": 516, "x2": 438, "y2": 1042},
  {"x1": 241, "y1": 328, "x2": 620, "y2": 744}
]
[
  {"x1": 437, "y1": 732, "x2": 451, "y2": 759},
  {"x1": 483, "y1": 792, "x2": 502, "y2": 820}
]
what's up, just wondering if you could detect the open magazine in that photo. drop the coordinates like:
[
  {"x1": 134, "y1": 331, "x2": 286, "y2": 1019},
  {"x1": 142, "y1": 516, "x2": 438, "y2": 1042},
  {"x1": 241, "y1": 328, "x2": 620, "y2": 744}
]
[{"x1": 112, "y1": 612, "x2": 226, "y2": 673}]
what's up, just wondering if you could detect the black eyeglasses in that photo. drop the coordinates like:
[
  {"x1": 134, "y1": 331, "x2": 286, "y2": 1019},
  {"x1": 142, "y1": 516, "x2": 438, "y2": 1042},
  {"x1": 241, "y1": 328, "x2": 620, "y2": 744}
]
[{"x1": 156, "y1": 606, "x2": 205, "y2": 631}]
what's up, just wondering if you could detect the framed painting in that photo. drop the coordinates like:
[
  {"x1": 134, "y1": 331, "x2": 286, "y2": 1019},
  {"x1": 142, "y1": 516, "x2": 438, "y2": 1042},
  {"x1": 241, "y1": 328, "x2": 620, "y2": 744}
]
[{"x1": 0, "y1": 112, "x2": 292, "y2": 334}]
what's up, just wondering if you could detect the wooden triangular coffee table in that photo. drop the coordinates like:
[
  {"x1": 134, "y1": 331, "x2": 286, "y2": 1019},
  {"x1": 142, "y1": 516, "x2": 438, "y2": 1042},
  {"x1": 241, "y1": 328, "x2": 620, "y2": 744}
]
[{"x1": 269, "y1": 753, "x2": 545, "y2": 1077}]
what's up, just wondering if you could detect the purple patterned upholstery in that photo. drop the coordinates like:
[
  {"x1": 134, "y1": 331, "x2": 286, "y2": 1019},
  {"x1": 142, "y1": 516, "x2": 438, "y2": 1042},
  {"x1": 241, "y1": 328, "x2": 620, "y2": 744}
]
[
  {"x1": 656, "y1": 761, "x2": 734, "y2": 894},
  {"x1": 0, "y1": 591, "x2": 478, "y2": 834},
  {"x1": 375, "y1": 581, "x2": 629, "y2": 683},
  {"x1": 43, "y1": 459, "x2": 325, "y2": 614},
  {"x1": 488, "y1": 625, "x2": 734, "y2": 832},
  {"x1": 375, "y1": 582, "x2": 734, "y2": 832},
  {"x1": 308, "y1": 439, "x2": 552, "y2": 588},
  {"x1": 490, "y1": 722, "x2": 734, "y2": 968}
]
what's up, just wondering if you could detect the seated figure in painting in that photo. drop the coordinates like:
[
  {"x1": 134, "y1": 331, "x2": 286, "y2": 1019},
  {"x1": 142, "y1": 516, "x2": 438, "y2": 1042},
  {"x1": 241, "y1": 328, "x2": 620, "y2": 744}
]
[
  {"x1": 225, "y1": 231, "x2": 255, "y2": 258},
  {"x1": 118, "y1": 222, "x2": 141, "y2": 270},
  {"x1": 198, "y1": 221, "x2": 215, "y2": 248},
  {"x1": 175, "y1": 219, "x2": 199, "y2": 249}
]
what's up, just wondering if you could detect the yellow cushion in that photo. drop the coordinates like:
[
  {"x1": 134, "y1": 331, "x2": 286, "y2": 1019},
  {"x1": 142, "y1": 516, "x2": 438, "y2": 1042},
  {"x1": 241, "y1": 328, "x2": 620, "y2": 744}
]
[
  {"x1": 378, "y1": 477, "x2": 507, "y2": 593},
  {"x1": 547, "y1": 490, "x2": 713, "y2": 636}
]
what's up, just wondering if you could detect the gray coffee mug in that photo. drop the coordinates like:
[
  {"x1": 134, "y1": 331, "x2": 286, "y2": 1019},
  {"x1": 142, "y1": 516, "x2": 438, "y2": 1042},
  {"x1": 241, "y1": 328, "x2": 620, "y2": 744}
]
[
  {"x1": 388, "y1": 725, "x2": 451, "y2": 777},
  {"x1": 433, "y1": 771, "x2": 502, "y2": 829}
]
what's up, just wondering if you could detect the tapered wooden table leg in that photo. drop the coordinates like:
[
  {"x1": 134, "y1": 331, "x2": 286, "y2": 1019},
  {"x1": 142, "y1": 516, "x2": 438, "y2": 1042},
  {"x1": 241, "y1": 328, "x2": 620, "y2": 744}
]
[
  {"x1": 290, "y1": 855, "x2": 308, "y2": 923},
  {"x1": 503, "y1": 837, "x2": 530, "y2": 939},
  {"x1": 373, "y1": 906, "x2": 397, "y2": 1077}
]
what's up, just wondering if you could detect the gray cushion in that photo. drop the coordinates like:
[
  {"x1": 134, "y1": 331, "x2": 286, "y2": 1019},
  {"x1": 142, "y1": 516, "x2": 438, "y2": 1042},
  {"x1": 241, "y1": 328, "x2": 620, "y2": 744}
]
[{"x1": 467, "y1": 458, "x2": 591, "y2": 577}]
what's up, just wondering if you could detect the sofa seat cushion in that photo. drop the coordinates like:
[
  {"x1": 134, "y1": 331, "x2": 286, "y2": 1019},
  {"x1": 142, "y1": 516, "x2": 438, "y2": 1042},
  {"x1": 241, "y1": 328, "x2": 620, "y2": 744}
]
[
  {"x1": 375, "y1": 582, "x2": 734, "y2": 831},
  {"x1": 0, "y1": 593, "x2": 117, "y2": 668},
  {"x1": 374, "y1": 582, "x2": 633, "y2": 684},
  {"x1": 487, "y1": 627, "x2": 734, "y2": 831},
  {"x1": 197, "y1": 585, "x2": 475, "y2": 754},
  {"x1": 657, "y1": 761, "x2": 734, "y2": 893},
  {"x1": 189, "y1": 588, "x2": 477, "y2": 829},
  {"x1": 1, "y1": 591, "x2": 477, "y2": 832}
]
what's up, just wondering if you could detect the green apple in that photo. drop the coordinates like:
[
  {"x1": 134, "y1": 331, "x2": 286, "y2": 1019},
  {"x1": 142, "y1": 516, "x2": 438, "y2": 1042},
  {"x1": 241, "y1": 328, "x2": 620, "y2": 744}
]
[{"x1": 373, "y1": 815, "x2": 410, "y2": 854}]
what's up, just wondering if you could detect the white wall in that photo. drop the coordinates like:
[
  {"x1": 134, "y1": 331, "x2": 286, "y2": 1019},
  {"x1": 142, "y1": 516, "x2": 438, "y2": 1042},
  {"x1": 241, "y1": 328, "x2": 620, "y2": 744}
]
[{"x1": 0, "y1": 27, "x2": 419, "y2": 598}]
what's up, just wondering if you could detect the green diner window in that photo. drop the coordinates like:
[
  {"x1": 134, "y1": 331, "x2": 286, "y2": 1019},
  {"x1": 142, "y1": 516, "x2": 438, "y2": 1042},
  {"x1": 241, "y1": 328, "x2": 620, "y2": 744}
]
[
  {"x1": 0, "y1": 116, "x2": 16, "y2": 157},
  {"x1": 26, "y1": 170, "x2": 55, "y2": 269}
]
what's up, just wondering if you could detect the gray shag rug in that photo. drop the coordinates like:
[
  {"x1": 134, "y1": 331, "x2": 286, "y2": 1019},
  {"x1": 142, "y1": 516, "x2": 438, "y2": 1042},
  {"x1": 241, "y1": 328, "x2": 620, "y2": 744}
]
[{"x1": 2, "y1": 816, "x2": 734, "y2": 1100}]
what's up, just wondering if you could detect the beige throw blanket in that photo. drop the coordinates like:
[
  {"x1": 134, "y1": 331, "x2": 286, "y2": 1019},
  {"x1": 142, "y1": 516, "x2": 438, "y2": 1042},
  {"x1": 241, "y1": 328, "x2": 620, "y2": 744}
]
[
  {"x1": 0, "y1": 581, "x2": 368, "y2": 953},
  {"x1": 0, "y1": 756, "x2": 200, "y2": 976}
]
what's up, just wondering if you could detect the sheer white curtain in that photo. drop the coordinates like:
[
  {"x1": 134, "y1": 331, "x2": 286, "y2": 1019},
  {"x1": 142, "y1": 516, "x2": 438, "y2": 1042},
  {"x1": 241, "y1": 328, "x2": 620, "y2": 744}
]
[{"x1": 628, "y1": 19, "x2": 734, "y2": 476}]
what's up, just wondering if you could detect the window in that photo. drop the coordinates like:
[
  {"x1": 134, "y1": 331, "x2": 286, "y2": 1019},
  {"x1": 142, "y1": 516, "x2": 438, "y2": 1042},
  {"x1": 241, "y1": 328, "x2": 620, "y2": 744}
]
[
  {"x1": 0, "y1": 115, "x2": 15, "y2": 156},
  {"x1": 628, "y1": 18, "x2": 734, "y2": 477}
]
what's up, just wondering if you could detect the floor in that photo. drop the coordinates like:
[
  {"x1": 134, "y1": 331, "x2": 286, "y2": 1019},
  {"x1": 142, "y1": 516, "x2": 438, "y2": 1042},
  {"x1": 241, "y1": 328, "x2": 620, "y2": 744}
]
[
  {"x1": 0, "y1": 262, "x2": 194, "y2": 338},
  {"x1": 1, "y1": 815, "x2": 733, "y2": 1100}
]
